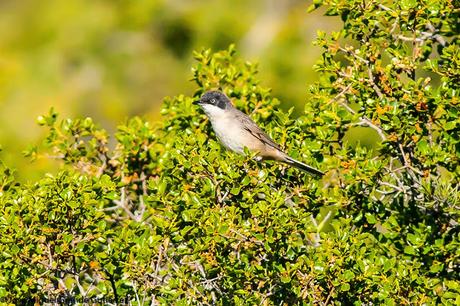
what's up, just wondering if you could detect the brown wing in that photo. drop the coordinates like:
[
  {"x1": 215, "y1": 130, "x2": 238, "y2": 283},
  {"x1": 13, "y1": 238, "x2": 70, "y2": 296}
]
[{"x1": 234, "y1": 110, "x2": 282, "y2": 152}]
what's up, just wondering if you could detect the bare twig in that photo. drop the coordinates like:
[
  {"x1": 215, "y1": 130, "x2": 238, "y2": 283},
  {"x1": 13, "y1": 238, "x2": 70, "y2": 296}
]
[
  {"x1": 112, "y1": 185, "x2": 138, "y2": 220},
  {"x1": 154, "y1": 242, "x2": 166, "y2": 285},
  {"x1": 394, "y1": 22, "x2": 446, "y2": 47},
  {"x1": 327, "y1": 82, "x2": 387, "y2": 141},
  {"x1": 260, "y1": 284, "x2": 276, "y2": 305},
  {"x1": 136, "y1": 171, "x2": 148, "y2": 221},
  {"x1": 324, "y1": 286, "x2": 335, "y2": 305},
  {"x1": 326, "y1": 83, "x2": 353, "y2": 105},
  {"x1": 74, "y1": 274, "x2": 86, "y2": 298},
  {"x1": 379, "y1": 181, "x2": 405, "y2": 192},
  {"x1": 378, "y1": 4, "x2": 391, "y2": 11},
  {"x1": 229, "y1": 228, "x2": 248, "y2": 241},
  {"x1": 137, "y1": 195, "x2": 145, "y2": 222},
  {"x1": 317, "y1": 211, "x2": 333, "y2": 232},
  {"x1": 309, "y1": 215, "x2": 321, "y2": 246},
  {"x1": 338, "y1": 46, "x2": 369, "y2": 64},
  {"x1": 396, "y1": 35, "x2": 426, "y2": 43},
  {"x1": 398, "y1": 143, "x2": 409, "y2": 166},
  {"x1": 132, "y1": 281, "x2": 142, "y2": 306},
  {"x1": 46, "y1": 243, "x2": 68, "y2": 291},
  {"x1": 389, "y1": 18, "x2": 399, "y2": 35},
  {"x1": 219, "y1": 188, "x2": 230, "y2": 203},
  {"x1": 344, "y1": 120, "x2": 387, "y2": 141},
  {"x1": 426, "y1": 23, "x2": 446, "y2": 46},
  {"x1": 367, "y1": 68, "x2": 384, "y2": 99}
]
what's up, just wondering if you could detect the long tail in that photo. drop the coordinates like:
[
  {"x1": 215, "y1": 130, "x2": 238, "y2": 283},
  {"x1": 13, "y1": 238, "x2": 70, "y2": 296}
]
[{"x1": 284, "y1": 156, "x2": 324, "y2": 177}]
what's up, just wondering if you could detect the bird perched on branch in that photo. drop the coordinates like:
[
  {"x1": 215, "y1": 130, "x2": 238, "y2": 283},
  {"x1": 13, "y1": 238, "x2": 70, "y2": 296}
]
[{"x1": 194, "y1": 90, "x2": 324, "y2": 177}]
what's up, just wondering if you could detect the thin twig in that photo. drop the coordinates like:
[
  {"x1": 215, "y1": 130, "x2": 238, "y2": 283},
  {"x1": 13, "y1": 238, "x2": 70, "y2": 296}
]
[
  {"x1": 74, "y1": 274, "x2": 86, "y2": 298},
  {"x1": 378, "y1": 4, "x2": 391, "y2": 11},
  {"x1": 338, "y1": 46, "x2": 369, "y2": 64},
  {"x1": 378, "y1": 181, "x2": 405, "y2": 192},
  {"x1": 324, "y1": 287, "x2": 335, "y2": 305},
  {"x1": 338, "y1": 101, "x2": 387, "y2": 141},
  {"x1": 367, "y1": 68, "x2": 384, "y2": 99},
  {"x1": 426, "y1": 23, "x2": 446, "y2": 46},
  {"x1": 398, "y1": 143, "x2": 409, "y2": 166},
  {"x1": 112, "y1": 185, "x2": 138, "y2": 220},
  {"x1": 396, "y1": 35, "x2": 425, "y2": 43},
  {"x1": 344, "y1": 120, "x2": 387, "y2": 141},
  {"x1": 326, "y1": 83, "x2": 353, "y2": 105}
]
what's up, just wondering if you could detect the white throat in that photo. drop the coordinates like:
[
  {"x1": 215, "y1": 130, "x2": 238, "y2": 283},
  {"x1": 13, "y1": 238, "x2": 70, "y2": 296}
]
[{"x1": 200, "y1": 103, "x2": 227, "y2": 121}]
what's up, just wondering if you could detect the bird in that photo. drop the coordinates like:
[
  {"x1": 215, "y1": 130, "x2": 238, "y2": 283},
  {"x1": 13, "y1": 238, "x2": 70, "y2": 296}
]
[{"x1": 194, "y1": 90, "x2": 324, "y2": 177}]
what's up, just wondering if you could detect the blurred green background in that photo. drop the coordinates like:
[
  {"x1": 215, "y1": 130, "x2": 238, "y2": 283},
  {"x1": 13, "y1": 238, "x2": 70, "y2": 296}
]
[{"x1": 0, "y1": 0, "x2": 340, "y2": 180}]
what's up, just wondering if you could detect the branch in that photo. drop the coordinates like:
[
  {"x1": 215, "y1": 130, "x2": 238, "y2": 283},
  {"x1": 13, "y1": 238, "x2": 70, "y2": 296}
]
[
  {"x1": 379, "y1": 4, "x2": 446, "y2": 47},
  {"x1": 324, "y1": 286, "x2": 335, "y2": 306},
  {"x1": 367, "y1": 68, "x2": 384, "y2": 99},
  {"x1": 112, "y1": 185, "x2": 138, "y2": 221},
  {"x1": 344, "y1": 120, "x2": 387, "y2": 141},
  {"x1": 338, "y1": 46, "x2": 369, "y2": 64},
  {"x1": 338, "y1": 100, "x2": 387, "y2": 141},
  {"x1": 378, "y1": 180, "x2": 405, "y2": 192},
  {"x1": 103, "y1": 268, "x2": 119, "y2": 305},
  {"x1": 377, "y1": 4, "x2": 391, "y2": 11},
  {"x1": 326, "y1": 83, "x2": 353, "y2": 105},
  {"x1": 391, "y1": 19, "x2": 446, "y2": 47},
  {"x1": 45, "y1": 243, "x2": 70, "y2": 291},
  {"x1": 398, "y1": 143, "x2": 410, "y2": 167},
  {"x1": 327, "y1": 82, "x2": 387, "y2": 141},
  {"x1": 426, "y1": 23, "x2": 446, "y2": 46}
]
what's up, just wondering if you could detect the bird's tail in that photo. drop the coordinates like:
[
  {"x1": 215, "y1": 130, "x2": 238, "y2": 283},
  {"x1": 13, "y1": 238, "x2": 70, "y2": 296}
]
[{"x1": 284, "y1": 156, "x2": 324, "y2": 177}]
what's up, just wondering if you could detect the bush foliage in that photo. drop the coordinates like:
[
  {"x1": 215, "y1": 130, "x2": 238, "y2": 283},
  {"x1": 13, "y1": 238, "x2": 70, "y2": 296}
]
[{"x1": 1, "y1": 0, "x2": 459, "y2": 304}]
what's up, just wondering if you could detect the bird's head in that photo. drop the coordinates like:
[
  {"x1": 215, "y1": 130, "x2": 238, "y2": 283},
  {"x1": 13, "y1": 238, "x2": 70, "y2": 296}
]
[{"x1": 194, "y1": 90, "x2": 233, "y2": 119}]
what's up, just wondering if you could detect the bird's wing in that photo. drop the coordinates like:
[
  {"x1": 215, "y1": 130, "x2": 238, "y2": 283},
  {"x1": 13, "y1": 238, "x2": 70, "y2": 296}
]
[{"x1": 235, "y1": 110, "x2": 282, "y2": 151}]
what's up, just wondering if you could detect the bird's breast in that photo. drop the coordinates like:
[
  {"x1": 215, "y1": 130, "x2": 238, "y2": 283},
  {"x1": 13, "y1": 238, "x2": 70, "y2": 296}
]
[{"x1": 209, "y1": 116, "x2": 246, "y2": 154}]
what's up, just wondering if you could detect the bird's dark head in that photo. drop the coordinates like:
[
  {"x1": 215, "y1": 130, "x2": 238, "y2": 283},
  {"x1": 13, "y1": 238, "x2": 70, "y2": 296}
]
[{"x1": 196, "y1": 91, "x2": 231, "y2": 110}]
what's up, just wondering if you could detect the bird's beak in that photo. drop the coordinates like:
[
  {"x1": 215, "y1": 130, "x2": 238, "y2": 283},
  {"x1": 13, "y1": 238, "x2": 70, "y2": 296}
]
[{"x1": 193, "y1": 99, "x2": 201, "y2": 105}]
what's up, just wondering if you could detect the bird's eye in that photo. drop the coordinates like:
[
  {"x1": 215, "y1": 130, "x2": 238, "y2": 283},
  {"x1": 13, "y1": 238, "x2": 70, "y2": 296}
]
[{"x1": 211, "y1": 98, "x2": 216, "y2": 104}]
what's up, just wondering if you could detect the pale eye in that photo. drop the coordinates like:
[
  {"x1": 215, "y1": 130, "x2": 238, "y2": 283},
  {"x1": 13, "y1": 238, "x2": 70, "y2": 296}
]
[{"x1": 211, "y1": 98, "x2": 216, "y2": 104}]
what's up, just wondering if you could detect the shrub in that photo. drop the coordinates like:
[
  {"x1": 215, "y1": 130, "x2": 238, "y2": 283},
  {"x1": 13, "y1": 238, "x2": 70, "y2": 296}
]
[{"x1": 1, "y1": 0, "x2": 459, "y2": 304}]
